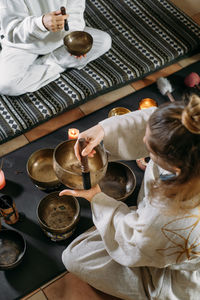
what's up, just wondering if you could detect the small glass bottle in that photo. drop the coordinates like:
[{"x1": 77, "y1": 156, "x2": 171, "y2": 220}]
[{"x1": 0, "y1": 195, "x2": 19, "y2": 224}]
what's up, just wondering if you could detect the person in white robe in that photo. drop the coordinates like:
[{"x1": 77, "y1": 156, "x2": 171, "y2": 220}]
[
  {"x1": 60, "y1": 94, "x2": 200, "y2": 300},
  {"x1": 0, "y1": 0, "x2": 111, "y2": 96}
]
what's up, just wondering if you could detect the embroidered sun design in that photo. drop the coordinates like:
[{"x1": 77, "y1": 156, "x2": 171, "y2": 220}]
[{"x1": 157, "y1": 207, "x2": 200, "y2": 263}]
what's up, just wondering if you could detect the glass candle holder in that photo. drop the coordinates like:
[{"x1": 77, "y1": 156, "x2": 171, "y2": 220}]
[{"x1": 139, "y1": 98, "x2": 157, "y2": 110}]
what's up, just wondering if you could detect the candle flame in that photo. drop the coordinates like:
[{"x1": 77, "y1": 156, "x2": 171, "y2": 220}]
[{"x1": 71, "y1": 129, "x2": 76, "y2": 135}]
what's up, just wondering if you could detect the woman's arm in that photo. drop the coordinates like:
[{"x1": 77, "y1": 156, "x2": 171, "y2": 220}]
[
  {"x1": 75, "y1": 107, "x2": 156, "y2": 162},
  {"x1": 0, "y1": 0, "x2": 85, "y2": 53},
  {"x1": 99, "y1": 107, "x2": 156, "y2": 161},
  {"x1": 0, "y1": 0, "x2": 50, "y2": 44}
]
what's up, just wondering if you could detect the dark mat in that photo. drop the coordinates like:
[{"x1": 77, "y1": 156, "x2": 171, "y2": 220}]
[
  {"x1": 0, "y1": 0, "x2": 200, "y2": 144},
  {"x1": 0, "y1": 61, "x2": 200, "y2": 300}
]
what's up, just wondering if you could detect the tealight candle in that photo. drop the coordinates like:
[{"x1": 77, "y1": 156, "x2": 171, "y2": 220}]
[
  {"x1": 139, "y1": 98, "x2": 157, "y2": 110},
  {"x1": 0, "y1": 169, "x2": 6, "y2": 190},
  {"x1": 68, "y1": 128, "x2": 80, "y2": 140}
]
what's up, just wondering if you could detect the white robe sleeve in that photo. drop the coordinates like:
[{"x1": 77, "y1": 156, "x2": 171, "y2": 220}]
[
  {"x1": 0, "y1": 0, "x2": 85, "y2": 53},
  {"x1": 0, "y1": 0, "x2": 49, "y2": 44},
  {"x1": 99, "y1": 107, "x2": 156, "y2": 161},
  {"x1": 67, "y1": 0, "x2": 86, "y2": 32},
  {"x1": 91, "y1": 192, "x2": 187, "y2": 268}
]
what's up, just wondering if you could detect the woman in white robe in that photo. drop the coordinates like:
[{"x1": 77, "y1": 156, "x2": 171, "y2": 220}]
[
  {"x1": 0, "y1": 0, "x2": 111, "y2": 96},
  {"x1": 60, "y1": 94, "x2": 200, "y2": 300}
]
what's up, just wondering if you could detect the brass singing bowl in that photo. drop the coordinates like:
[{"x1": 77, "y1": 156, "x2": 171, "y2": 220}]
[
  {"x1": 53, "y1": 140, "x2": 108, "y2": 189},
  {"x1": 0, "y1": 229, "x2": 26, "y2": 270},
  {"x1": 108, "y1": 107, "x2": 131, "y2": 118},
  {"x1": 99, "y1": 162, "x2": 136, "y2": 201},
  {"x1": 64, "y1": 31, "x2": 93, "y2": 56},
  {"x1": 26, "y1": 148, "x2": 60, "y2": 190},
  {"x1": 37, "y1": 191, "x2": 80, "y2": 235}
]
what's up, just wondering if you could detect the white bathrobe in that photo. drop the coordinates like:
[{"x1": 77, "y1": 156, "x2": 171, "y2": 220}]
[
  {"x1": 62, "y1": 107, "x2": 200, "y2": 300},
  {"x1": 0, "y1": 0, "x2": 111, "y2": 95}
]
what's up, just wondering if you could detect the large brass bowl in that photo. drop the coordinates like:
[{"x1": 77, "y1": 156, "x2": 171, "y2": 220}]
[
  {"x1": 53, "y1": 140, "x2": 108, "y2": 189},
  {"x1": 99, "y1": 162, "x2": 136, "y2": 201},
  {"x1": 26, "y1": 148, "x2": 60, "y2": 190},
  {"x1": 64, "y1": 31, "x2": 93, "y2": 56},
  {"x1": 37, "y1": 192, "x2": 80, "y2": 239}
]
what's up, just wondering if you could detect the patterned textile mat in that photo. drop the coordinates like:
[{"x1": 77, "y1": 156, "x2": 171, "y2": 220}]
[{"x1": 0, "y1": 0, "x2": 200, "y2": 144}]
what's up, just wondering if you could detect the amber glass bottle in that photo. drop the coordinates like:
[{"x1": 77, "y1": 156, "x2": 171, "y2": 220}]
[{"x1": 0, "y1": 195, "x2": 19, "y2": 224}]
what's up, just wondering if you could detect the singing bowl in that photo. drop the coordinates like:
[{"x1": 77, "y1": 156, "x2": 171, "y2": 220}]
[
  {"x1": 99, "y1": 162, "x2": 136, "y2": 201},
  {"x1": 26, "y1": 148, "x2": 60, "y2": 190},
  {"x1": 64, "y1": 31, "x2": 93, "y2": 56},
  {"x1": 0, "y1": 229, "x2": 26, "y2": 270},
  {"x1": 37, "y1": 191, "x2": 80, "y2": 236},
  {"x1": 108, "y1": 107, "x2": 131, "y2": 118},
  {"x1": 53, "y1": 140, "x2": 108, "y2": 189}
]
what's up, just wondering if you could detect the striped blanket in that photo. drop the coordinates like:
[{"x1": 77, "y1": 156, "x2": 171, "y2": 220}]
[{"x1": 0, "y1": 0, "x2": 200, "y2": 144}]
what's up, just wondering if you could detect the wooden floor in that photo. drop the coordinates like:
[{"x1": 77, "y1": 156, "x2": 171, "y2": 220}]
[{"x1": 3, "y1": 1, "x2": 200, "y2": 299}]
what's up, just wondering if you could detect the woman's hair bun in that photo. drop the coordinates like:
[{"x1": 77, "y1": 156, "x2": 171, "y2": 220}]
[{"x1": 182, "y1": 94, "x2": 200, "y2": 134}]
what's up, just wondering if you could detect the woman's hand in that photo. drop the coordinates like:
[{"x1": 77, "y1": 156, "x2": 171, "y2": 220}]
[
  {"x1": 75, "y1": 124, "x2": 105, "y2": 161},
  {"x1": 42, "y1": 10, "x2": 68, "y2": 32},
  {"x1": 59, "y1": 184, "x2": 101, "y2": 202}
]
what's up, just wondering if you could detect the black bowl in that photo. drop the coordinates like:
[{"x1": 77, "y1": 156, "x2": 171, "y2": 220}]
[
  {"x1": 99, "y1": 162, "x2": 136, "y2": 201},
  {"x1": 0, "y1": 229, "x2": 26, "y2": 270}
]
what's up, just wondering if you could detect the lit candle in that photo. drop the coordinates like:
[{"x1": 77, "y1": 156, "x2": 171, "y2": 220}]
[
  {"x1": 0, "y1": 169, "x2": 6, "y2": 190},
  {"x1": 68, "y1": 128, "x2": 79, "y2": 140},
  {"x1": 139, "y1": 98, "x2": 157, "y2": 110}
]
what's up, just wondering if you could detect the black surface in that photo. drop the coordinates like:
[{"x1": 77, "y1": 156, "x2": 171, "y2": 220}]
[{"x1": 0, "y1": 61, "x2": 200, "y2": 300}]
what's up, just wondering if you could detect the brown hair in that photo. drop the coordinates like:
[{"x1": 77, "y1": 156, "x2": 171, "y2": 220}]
[{"x1": 148, "y1": 94, "x2": 200, "y2": 212}]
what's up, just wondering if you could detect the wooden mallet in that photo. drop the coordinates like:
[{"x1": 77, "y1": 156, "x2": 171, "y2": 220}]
[
  {"x1": 157, "y1": 77, "x2": 176, "y2": 102},
  {"x1": 60, "y1": 6, "x2": 69, "y2": 31},
  {"x1": 78, "y1": 138, "x2": 91, "y2": 190}
]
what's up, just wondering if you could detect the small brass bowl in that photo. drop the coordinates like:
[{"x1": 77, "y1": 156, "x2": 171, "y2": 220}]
[
  {"x1": 26, "y1": 148, "x2": 60, "y2": 190},
  {"x1": 0, "y1": 229, "x2": 26, "y2": 270},
  {"x1": 64, "y1": 31, "x2": 93, "y2": 56},
  {"x1": 99, "y1": 162, "x2": 136, "y2": 201},
  {"x1": 108, "y1": 107, "x2": 131, "y2": 118},
  {"x1": 53, "y1": 140, "x2": 108, "y2": 189},
  {"x1": 37, "y1": 192, "x2": 80, "y2": 240}
]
